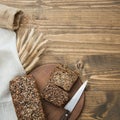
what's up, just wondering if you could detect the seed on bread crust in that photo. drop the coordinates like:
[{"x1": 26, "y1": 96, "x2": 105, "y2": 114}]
[
  {"x1": 10, "y1": 75, "x2": 45, "y2": 120},
  {"x1": 41, "y1": 83, "x2": 69, "y2": 107},
  {"x1": 50, "y1": 65, "x2": 78, "y2": 91}
]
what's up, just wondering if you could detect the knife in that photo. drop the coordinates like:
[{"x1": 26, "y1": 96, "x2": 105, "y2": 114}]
[{"x1": 60, "y1": 80, "x2": 88, "y2": 120}]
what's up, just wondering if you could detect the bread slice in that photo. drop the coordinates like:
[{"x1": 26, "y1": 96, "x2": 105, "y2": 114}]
[
  {"x1": 50, "y1": 65, "x2": 78, "y2": 91},
  {"x1": 41, "y1": 83, "x2": 69, "y2": 107},
  {"x1": 10, "y1": 75, "x2": 45, "y2": 120}
]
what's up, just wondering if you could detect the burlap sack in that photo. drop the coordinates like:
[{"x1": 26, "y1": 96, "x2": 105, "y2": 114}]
[{"x1": 0, "y1": 4, "x2": 23, "y2": 30}]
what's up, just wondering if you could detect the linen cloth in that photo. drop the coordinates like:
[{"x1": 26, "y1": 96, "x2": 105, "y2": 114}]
[
  {"x1": 0, "y1": 28, "x2": 25, "y2": 120},
  {"x1": 0, "y1": 4, "x2": 23, "y2": 30}
]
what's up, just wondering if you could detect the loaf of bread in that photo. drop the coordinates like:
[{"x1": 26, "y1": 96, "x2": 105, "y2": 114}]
[
  {"x1": 50, "y1": 65, "x2": 78, "y2": 91},
  {"x1": 10, "y1": 75, "x2": 45, "y2": 120},
  {"x1": 41, "y1": 83, "x2": 69, "y2": 107}
]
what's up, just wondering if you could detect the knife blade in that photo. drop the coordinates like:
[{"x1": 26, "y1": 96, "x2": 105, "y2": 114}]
[{"x1": 60, "y1": 80, "x2": 88, "y2": 120}]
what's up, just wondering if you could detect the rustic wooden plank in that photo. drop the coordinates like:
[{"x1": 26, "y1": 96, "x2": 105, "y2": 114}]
[
  {"x1": 44, "y1": 33, "x2": 120, "y2": 44},
  {"x1": 80, "y1": 91, "x2": 120, "y2": 120},
  {"x1": 0, "y1": 0, "x2": 37, "y2": 6},
  {"x1": 39, "y1": 0, "x2": 120, "y2": 10},
  {"x1": 83, "y1": 55, "x2": 120, "y2": 74},
  {"x1": 1, "y1": 0, "x2": 120, "y2": 8},
  {"x1": 79, "y1": 55, "x2": 120, "y2": 91},
  {"x1": 18, "y1": 27, "x2": 120, "y2": 34},
  {"x1": 29, "y1": 9, "x2": 120, "y2": 27}
]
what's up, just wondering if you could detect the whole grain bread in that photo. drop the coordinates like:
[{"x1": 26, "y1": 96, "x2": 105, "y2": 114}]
[
  {"x1": 10, "y1": 75, "x2": 45, "y2": 120},
  {"x1": 41, "y1": 83, "x2": 69, "y2": 107},
  {"x1": 50, "y1": 65, "x2": 78, "y2": 91}
]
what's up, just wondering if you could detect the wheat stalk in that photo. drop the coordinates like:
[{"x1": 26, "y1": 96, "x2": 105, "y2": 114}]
[{"x1": 17, "y1": 28, "x2": 48, "y2": 73}]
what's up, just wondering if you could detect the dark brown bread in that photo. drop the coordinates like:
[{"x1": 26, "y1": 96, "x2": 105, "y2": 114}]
[
  {"x1": 10, "y1": 75, "x2": 45, "y2": 120},
  {"x1": 50, "y1": 65, "x2": 78, "y2": 91},
  {"x1": 41, "y1": 83, "x2": 69, "y2": 107}
]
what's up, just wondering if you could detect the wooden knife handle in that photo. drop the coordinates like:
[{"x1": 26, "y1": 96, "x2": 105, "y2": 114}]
[{"x1": 60, "y1": 110, "x2": 71, "y2": 120}]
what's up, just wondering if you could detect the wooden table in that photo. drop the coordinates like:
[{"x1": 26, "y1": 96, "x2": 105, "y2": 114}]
[{"x1": 0, "y1": 0, "x2": 120, "y2": 119}]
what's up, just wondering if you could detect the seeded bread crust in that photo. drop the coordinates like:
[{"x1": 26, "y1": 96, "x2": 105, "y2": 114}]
[
  {"x1": 10, "y1": 75, "x2": 45, "y2": 120},
  {"x1": 41, "y1": 83, "x2": 69, "y2": 107},
  {"x1": 50, "y1": 64, "x2": 78, "y2": 91}
]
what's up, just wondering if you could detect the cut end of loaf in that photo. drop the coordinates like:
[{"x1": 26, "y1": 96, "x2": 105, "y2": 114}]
[
  {"x1": 41, "y1": 83, "x2": 69, "y2": 107},
  {"x1": 50, "y1": 64, "x2": 78, "y2": 91}
]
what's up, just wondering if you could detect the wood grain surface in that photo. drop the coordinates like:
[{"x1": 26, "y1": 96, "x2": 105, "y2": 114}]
[{"x1": 0, "y1": 0, "x2": 120, "y2": 120}]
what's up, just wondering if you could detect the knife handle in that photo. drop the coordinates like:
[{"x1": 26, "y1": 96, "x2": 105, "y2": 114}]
[{"x1": 60, "y1": 110, "x2": 71, "y2": 120}]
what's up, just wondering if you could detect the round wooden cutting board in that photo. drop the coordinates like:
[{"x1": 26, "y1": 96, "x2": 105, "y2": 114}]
[{"x1": 31, "y1": 64, "x2": 85, "y2": 120}]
